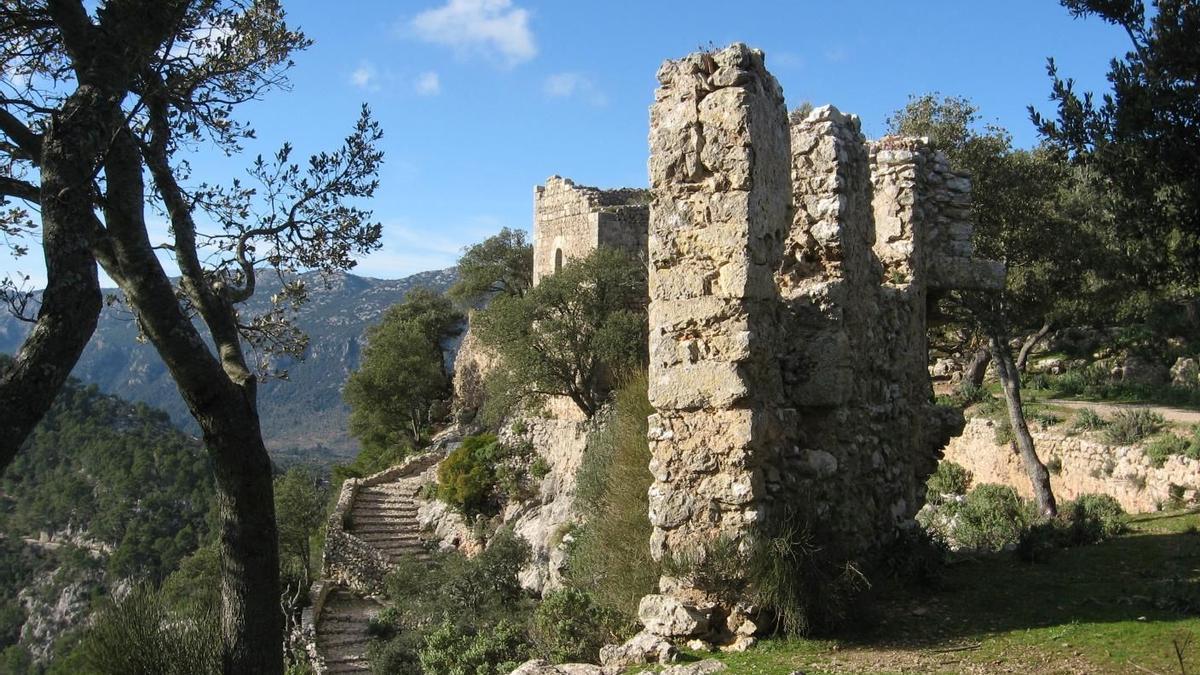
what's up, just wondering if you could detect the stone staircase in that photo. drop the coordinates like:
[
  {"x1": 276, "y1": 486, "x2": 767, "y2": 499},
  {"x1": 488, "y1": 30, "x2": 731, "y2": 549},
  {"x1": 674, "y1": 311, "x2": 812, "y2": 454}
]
[
  {"x1": 346, "y1": 479, "x2": 432, "y2": 565},
  {"x1": 307, "y1": 451, "x2": 445, "y2": 674}
]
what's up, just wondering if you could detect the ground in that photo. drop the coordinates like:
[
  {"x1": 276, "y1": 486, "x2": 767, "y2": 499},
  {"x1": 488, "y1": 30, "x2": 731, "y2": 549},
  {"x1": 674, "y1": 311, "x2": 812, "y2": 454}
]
[{"x1": 651, "y1": 508, "x2": 1200, "y2": 674}]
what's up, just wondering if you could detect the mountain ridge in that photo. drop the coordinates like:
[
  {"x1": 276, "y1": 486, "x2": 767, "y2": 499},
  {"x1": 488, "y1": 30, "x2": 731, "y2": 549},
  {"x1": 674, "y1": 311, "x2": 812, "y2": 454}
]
[{"x1": 0, "y1": 267, "x2": 458, "y2": 466}]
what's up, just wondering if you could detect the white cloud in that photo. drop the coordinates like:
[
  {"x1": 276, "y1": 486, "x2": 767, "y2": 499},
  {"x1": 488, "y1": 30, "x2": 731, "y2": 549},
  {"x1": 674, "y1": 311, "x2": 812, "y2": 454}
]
[
  {"x1": 350, "y1": 61, "x2": 378, "y2": 90},
  {"x1": 542, "y1": 72, "x2": 607, "y2": 106},
  {"x1": 415, "y1": 71, "x2": 441, "y2": 96},
  {"x1": 409, "y1": 0, "x2": 536, "y2": 67}
]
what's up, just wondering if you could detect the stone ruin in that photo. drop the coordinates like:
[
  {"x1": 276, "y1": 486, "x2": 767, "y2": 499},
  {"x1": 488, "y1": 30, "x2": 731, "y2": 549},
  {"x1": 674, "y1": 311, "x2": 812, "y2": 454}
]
[
  {"x1": 532, "y1": 176, "x2": 649, "y2": 285},
  {"x1": 541, "y1": 43, "x2": 1000, "y2": 655}
]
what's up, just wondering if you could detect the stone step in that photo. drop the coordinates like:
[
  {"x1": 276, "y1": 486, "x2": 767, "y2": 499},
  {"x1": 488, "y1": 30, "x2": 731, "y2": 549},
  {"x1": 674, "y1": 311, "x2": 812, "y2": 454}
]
[
  {"x1": 318, "y1": 633, "x2": 372, "y2": 650},
  {"x1": 354, "y1": 533, "x2": 423, "y2": 543},
  {"x1": 350, "y1": 510, "x2": 418, "y2": 519}
]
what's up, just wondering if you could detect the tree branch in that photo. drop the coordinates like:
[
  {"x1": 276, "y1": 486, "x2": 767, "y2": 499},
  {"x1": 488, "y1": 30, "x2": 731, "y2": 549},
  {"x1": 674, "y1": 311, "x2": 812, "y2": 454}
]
[{"x1": 0, "y1": 176, "x2": 39, "y2": 203}]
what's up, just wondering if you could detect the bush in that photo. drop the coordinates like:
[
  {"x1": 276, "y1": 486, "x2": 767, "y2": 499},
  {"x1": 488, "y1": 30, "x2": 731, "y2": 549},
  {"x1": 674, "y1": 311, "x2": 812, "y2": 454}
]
[
  {"x1": 566, "y1": 374, "x2": 659, "y2": 625},
  {"x1": 417, "y1": 618, "x2": 529, "y2": 675},
  {"x1": 954, "y1": 484, "x2": 1036, "y2": 552},
  {"x1": 437, "y1": 434, "x2": 516, "y2": 517},
  {"x1": 530, "y1": 589, "x2": 620, "y2": 664},
  {"x1": 925, "y1": 461, "x2": 973, "y2": 504},
  {"x1": 1104, "y1": 409, "x2": 1166, "y2": 445},
  {"x1": 76, "y1": 585, "x2": 221, "y2": 675},
  {"x1": 1071, "y1": 408, "x2": 1107, "y2": 432},
  {"x1": 1046, "y1": 456, "x2": 1063, "y2": 475},
  {"x1": 1063, "y1": 493, "x2": 1127, "y2": 544},
  {"x1": 1144, "y1": 425, "x2": 1200, "y2": 467}
]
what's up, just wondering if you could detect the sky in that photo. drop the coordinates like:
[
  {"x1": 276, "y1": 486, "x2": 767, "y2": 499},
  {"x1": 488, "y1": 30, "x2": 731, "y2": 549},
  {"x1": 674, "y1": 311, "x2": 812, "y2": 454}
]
[{"x1": 4, "y1": 0, "x2": 1135, "y2": 287}]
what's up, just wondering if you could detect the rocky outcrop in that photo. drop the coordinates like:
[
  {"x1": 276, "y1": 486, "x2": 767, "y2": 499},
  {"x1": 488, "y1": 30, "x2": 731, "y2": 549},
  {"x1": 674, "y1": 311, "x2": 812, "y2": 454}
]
[
  {"x1": 642, "y1": 43, "x2": 999, "y2": 641},
  {"x1": 943, "y1": 416, "x2": 1200, "y2": 512}
]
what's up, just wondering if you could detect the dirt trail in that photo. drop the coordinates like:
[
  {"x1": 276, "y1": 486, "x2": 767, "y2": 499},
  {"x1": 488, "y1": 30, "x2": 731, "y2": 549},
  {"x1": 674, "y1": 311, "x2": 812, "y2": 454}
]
[{"x1": 1044, "y1": 398, "x2": 1200, "y2": 425}]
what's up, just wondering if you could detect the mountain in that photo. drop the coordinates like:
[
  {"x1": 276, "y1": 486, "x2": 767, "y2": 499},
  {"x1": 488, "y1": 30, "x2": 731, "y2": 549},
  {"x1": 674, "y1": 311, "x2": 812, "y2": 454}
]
[
  {"x1": 0, "y1": 367, "x2": 215, "y2": 667},
  {"x1": 0, "y1": 268, "x2": 458, "y2": 466}
]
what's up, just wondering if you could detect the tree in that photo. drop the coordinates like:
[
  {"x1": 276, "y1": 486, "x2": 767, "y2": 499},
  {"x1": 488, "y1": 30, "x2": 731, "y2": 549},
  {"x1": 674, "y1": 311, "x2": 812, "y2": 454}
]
[
  {"x1": 1033, "y1": 0, "x2": 1200, "y2": 297},
  {"x1": 889, "y1": 95, "x2": 1082, "y2": 516},
  {"x1": 472, "y1": 247, "x2": 647, "y2": 419},
  {"x1": 344, "y1": 288, "x2": 461, "y2": 449},
  {"x1": 0, "y1": 3, "x2": 383, "y2": 672},
  {"x1": 448, "y1": 227, "x2": 533, "y2": 305},
  {"x1": 273, "y1": 466, "x2": 326, "y2": 589}
]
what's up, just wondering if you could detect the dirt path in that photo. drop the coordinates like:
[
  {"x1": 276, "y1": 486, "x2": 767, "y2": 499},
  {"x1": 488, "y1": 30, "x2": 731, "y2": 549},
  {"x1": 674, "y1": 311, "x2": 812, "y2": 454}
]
[{"x1": 1043, "y1": 398, "x2": 1200, "y2": 425}]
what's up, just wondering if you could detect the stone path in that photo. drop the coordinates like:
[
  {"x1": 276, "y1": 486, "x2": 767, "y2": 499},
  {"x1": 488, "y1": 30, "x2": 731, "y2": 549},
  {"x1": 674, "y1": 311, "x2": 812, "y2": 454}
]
[
  {"x1": 313, "y1": 472, "x2": 433, "y2": 673},
  {"x1": 1044, "y1": 398, "x2": 1200, "y2": 426}
]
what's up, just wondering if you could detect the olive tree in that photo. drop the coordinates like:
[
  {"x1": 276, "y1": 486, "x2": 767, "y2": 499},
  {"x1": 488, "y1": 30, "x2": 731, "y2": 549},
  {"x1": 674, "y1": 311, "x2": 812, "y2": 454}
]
[
  {"x1": 0, "y1": 2, "x2": 383, "y2": 671},
  {"x1": 472, "y1": 247, "x2": 647, "y2": 420}
]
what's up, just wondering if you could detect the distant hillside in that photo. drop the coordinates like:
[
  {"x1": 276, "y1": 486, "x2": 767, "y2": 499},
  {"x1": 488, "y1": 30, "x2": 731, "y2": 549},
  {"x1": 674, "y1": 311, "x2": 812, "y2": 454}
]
[
  {"x1": 0, "y1": 368, "x2": 215, "y2": 666},
  {"x1": 0, "y1": 268, "x2": 457, "y2": 466}
]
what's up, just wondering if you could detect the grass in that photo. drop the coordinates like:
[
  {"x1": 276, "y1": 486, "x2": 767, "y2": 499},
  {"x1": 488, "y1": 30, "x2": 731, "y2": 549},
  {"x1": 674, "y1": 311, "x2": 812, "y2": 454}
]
[{"x1": 642, "y1": 508, "x2": 1200, "y2": 674}]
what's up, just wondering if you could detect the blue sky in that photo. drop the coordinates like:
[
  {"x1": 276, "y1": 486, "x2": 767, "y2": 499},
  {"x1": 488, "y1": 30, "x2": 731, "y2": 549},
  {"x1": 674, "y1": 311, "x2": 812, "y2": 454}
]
[{"x1": 5, "y1": 0, "x2": 1134, "y2": 286}]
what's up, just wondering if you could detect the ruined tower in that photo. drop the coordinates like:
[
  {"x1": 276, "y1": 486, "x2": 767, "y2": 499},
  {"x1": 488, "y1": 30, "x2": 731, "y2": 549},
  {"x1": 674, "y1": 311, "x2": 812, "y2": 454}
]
[
  {"x1": 636, "y1": 43, "x2": 1003, "y2": 648},
  {"x1": 532, "y1": 176, "x2": 649, "y2": 285}
]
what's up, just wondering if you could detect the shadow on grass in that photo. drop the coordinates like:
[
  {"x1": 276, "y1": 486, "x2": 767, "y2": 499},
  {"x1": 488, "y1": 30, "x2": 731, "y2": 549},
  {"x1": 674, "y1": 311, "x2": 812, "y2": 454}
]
[{"x1": 843, "y1": 528, "x2": 1200, "y2": 650}]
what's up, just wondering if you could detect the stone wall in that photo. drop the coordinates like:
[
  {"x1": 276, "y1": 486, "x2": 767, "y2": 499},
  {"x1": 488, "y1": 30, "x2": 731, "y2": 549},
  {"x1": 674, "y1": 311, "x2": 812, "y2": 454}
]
[
  {"x1": 532, "y1": 176, "x2": 648, "y2": 285},
  {"x1": 642, "y1": 44, "x2": 1002, "y2": 642},
  {"x1": 944, "y1": 417, "x2": 1200, "y2": 513}
]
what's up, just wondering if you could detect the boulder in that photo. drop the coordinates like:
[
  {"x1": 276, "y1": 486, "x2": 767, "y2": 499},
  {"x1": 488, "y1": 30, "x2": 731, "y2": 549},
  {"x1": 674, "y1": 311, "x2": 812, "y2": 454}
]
[
  {"x1": 638, "y1": 594, "x2": 710, "y2": 637},
  {"x1": 662, "y1": 660, "x2": 729, "y2": 674},
  {"x1": 599, "y1": 630, "x2": 678, "y2": 668},
  {"x1": 509, "y1": 660, "x2": 604, "y2": 675},
  {"x1": 1171, "y1": 357, "x2": 1199, "y2": 388}
]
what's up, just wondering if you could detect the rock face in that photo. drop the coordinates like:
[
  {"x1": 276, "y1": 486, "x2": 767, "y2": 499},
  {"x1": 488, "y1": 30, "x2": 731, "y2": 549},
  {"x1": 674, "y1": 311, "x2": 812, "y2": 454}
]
[
  {"x1": 943, "y1": 416, "x2": 1200, "y2": 512},
  {"x1": 643, "y1": 43, "x2": 1001, "y2": 636}
]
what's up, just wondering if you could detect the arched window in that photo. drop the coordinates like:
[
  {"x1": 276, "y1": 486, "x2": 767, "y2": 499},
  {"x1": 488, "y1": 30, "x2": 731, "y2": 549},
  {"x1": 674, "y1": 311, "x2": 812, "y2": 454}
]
[{"x1": 554, "y1": 248, "x2": 563, "y2": 273}]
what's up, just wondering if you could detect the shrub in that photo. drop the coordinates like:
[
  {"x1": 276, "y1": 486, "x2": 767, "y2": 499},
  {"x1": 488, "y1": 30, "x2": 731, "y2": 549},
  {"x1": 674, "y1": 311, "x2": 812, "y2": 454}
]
[
  {"x1": 529, "y1": 456, "x2": 551, "y2": 480},
  {"x1": 1104, "y1": 410, "x2": 1166, "y2": 445},
  {"x1": 954, "y1": 484, "x2": 1036, "y2": 552},
  {"x1": 925, "y1": 461, "x2": 972, "y2": 504},
  {"x1": 1046, "y1": 456, "x2": 1063, "y2": 475},
  {"x1": 1147, "y1": 433, "x2": 1191, "y2": 468},
  {"x1": 1071, "y1": 408, "x2": 1107, "y2": 432},
  {"x1": 1063, "y1": 493, "x2": 1126, "y2": 544},
  {"x1": 417, "y1": 618, "x2": 530, "y2": 675},
  {"x1": 437, "y1": 434, "x2": 508, "y2": 517},
  {"x1": 76, "y1": 585, "x2": 221, "y2": 675},
  {"x1": 880, "y1": 527, "x2": 947, "y2": 589},
  {"x1": 567, "y1": 375, "x2": 659, "y2": 624},
  {"x1": 530, "y1": 589, "x2": 620, "y2": 664}
]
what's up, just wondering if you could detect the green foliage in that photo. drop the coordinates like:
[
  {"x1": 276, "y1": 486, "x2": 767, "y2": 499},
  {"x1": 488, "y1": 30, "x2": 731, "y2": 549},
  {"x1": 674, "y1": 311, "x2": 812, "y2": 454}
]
[
  {"x1": 747, "y1": 508, "x2": 870, "y2": 637},
  {"x1": 437, "y1": 434, "x2": 531, "y2": 518},
  {"x1": 473, "y1": 247, "x2": 648, "y2": 419},
  {"x1": 418, "y1": 618, "x2": 529, "y2": 675},
  {"x1": 529, "y1": 456, "x2": 550, "y2": 481},
  {"x1": 274, "y1": 466, "x2": 329, "y2": 589},
  {"x1": 1034, "y1": 0, "x2": 1200, "y2": 289},
  {"x1": 530, "y1": 589, "x2": 620, "y2": 664},
  {"x1": 75, "y1": 585, "x2": 221, "y2": 675},
  {"x1": 345, "y1": 287, "x2": 462, "y2": 452},
  {"x1": 567, "y1": 375, "x2": 659, "y2": 623},
  {"x1": 1103, "y1": 410, "x2": 1166, "y2": 445},
  {"x1": 1064, "y1": 494, "x2": 1127, "y2": 545},
  {"x1": 372, "y1": 529, "x2": 532, "y2": 673},
  {"x1": 332, "y1": 440, "x2": 413, "y2": 484},
  {"x1": 926, "y1": 461, "x2": 973, "y2": 504},
  {"x1": 1072, "y1": 407, "x2": 1108, "y2": 432},
  {"x1": 449, "y1": 227, "x2": 534, "y2": 305},
  {"x1": 159, "y1": 544, "x2": 221, "y2": 612},
  {"x1": 1145, "y1": 426, "x2": 1200, "y2": 467},
  {"x1": 955, "y1": 484, "x2": 1037, "y2": 552}
]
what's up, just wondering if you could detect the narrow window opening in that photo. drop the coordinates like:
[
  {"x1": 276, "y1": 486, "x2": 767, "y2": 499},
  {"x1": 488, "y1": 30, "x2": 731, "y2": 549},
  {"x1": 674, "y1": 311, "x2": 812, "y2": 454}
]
[{"x1": 554, "y1": 248, "x2": 563, "y2": 273}]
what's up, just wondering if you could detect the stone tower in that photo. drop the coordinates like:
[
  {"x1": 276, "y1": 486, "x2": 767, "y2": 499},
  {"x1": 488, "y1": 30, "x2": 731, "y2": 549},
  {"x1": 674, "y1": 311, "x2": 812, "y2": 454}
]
[
  {"x1": 531, "y1": 176, "x2": 649, "y2": 285},
  {"x1": 636, "y1": 43, "x2": 1003, "y2": 648}
]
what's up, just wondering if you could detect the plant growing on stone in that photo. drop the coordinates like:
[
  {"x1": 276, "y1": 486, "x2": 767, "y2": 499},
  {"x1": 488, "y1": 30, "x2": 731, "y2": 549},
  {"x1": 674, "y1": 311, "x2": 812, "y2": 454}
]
[
  {"x1": 1072, "y1": 408, "x2": 1108, "y2": 432},
  {"x1": 473, "y1": 247, "x2": 648, "y2": 419},
  {"x1": 530, "y1": 589, "x2": 621, "y2": 664},
  {"x1": 568, "y1": 374, "x2": 660, "y2": 622},
  {"x1": 1104, "y1": 410, "x2": 1166, "y2": 445},
  {"x1": 437, "y1": 434, "x2": 533, "y2": 517},
  {"x1": 953, "y1": 484, "x2": 1037, "y2": 552}
]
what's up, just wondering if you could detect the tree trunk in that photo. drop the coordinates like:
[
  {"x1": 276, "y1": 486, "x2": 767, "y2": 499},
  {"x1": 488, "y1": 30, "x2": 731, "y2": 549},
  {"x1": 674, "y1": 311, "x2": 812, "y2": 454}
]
[
  {"x1": 0, "y1": 88, "x2": 110, "y2": 473},
  {"x1": 990, "y1": 334, "x2": 1057, "y2": 517},
  {"x1": 1015, "y1": 321, "x2": 1053, "y2": 372},
  {"x1": 959, "y1": 346, "x2": 990, "y2": 393},
  {"x1": 99, "y1": 126, "x2": 283, "y2": 675}
]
